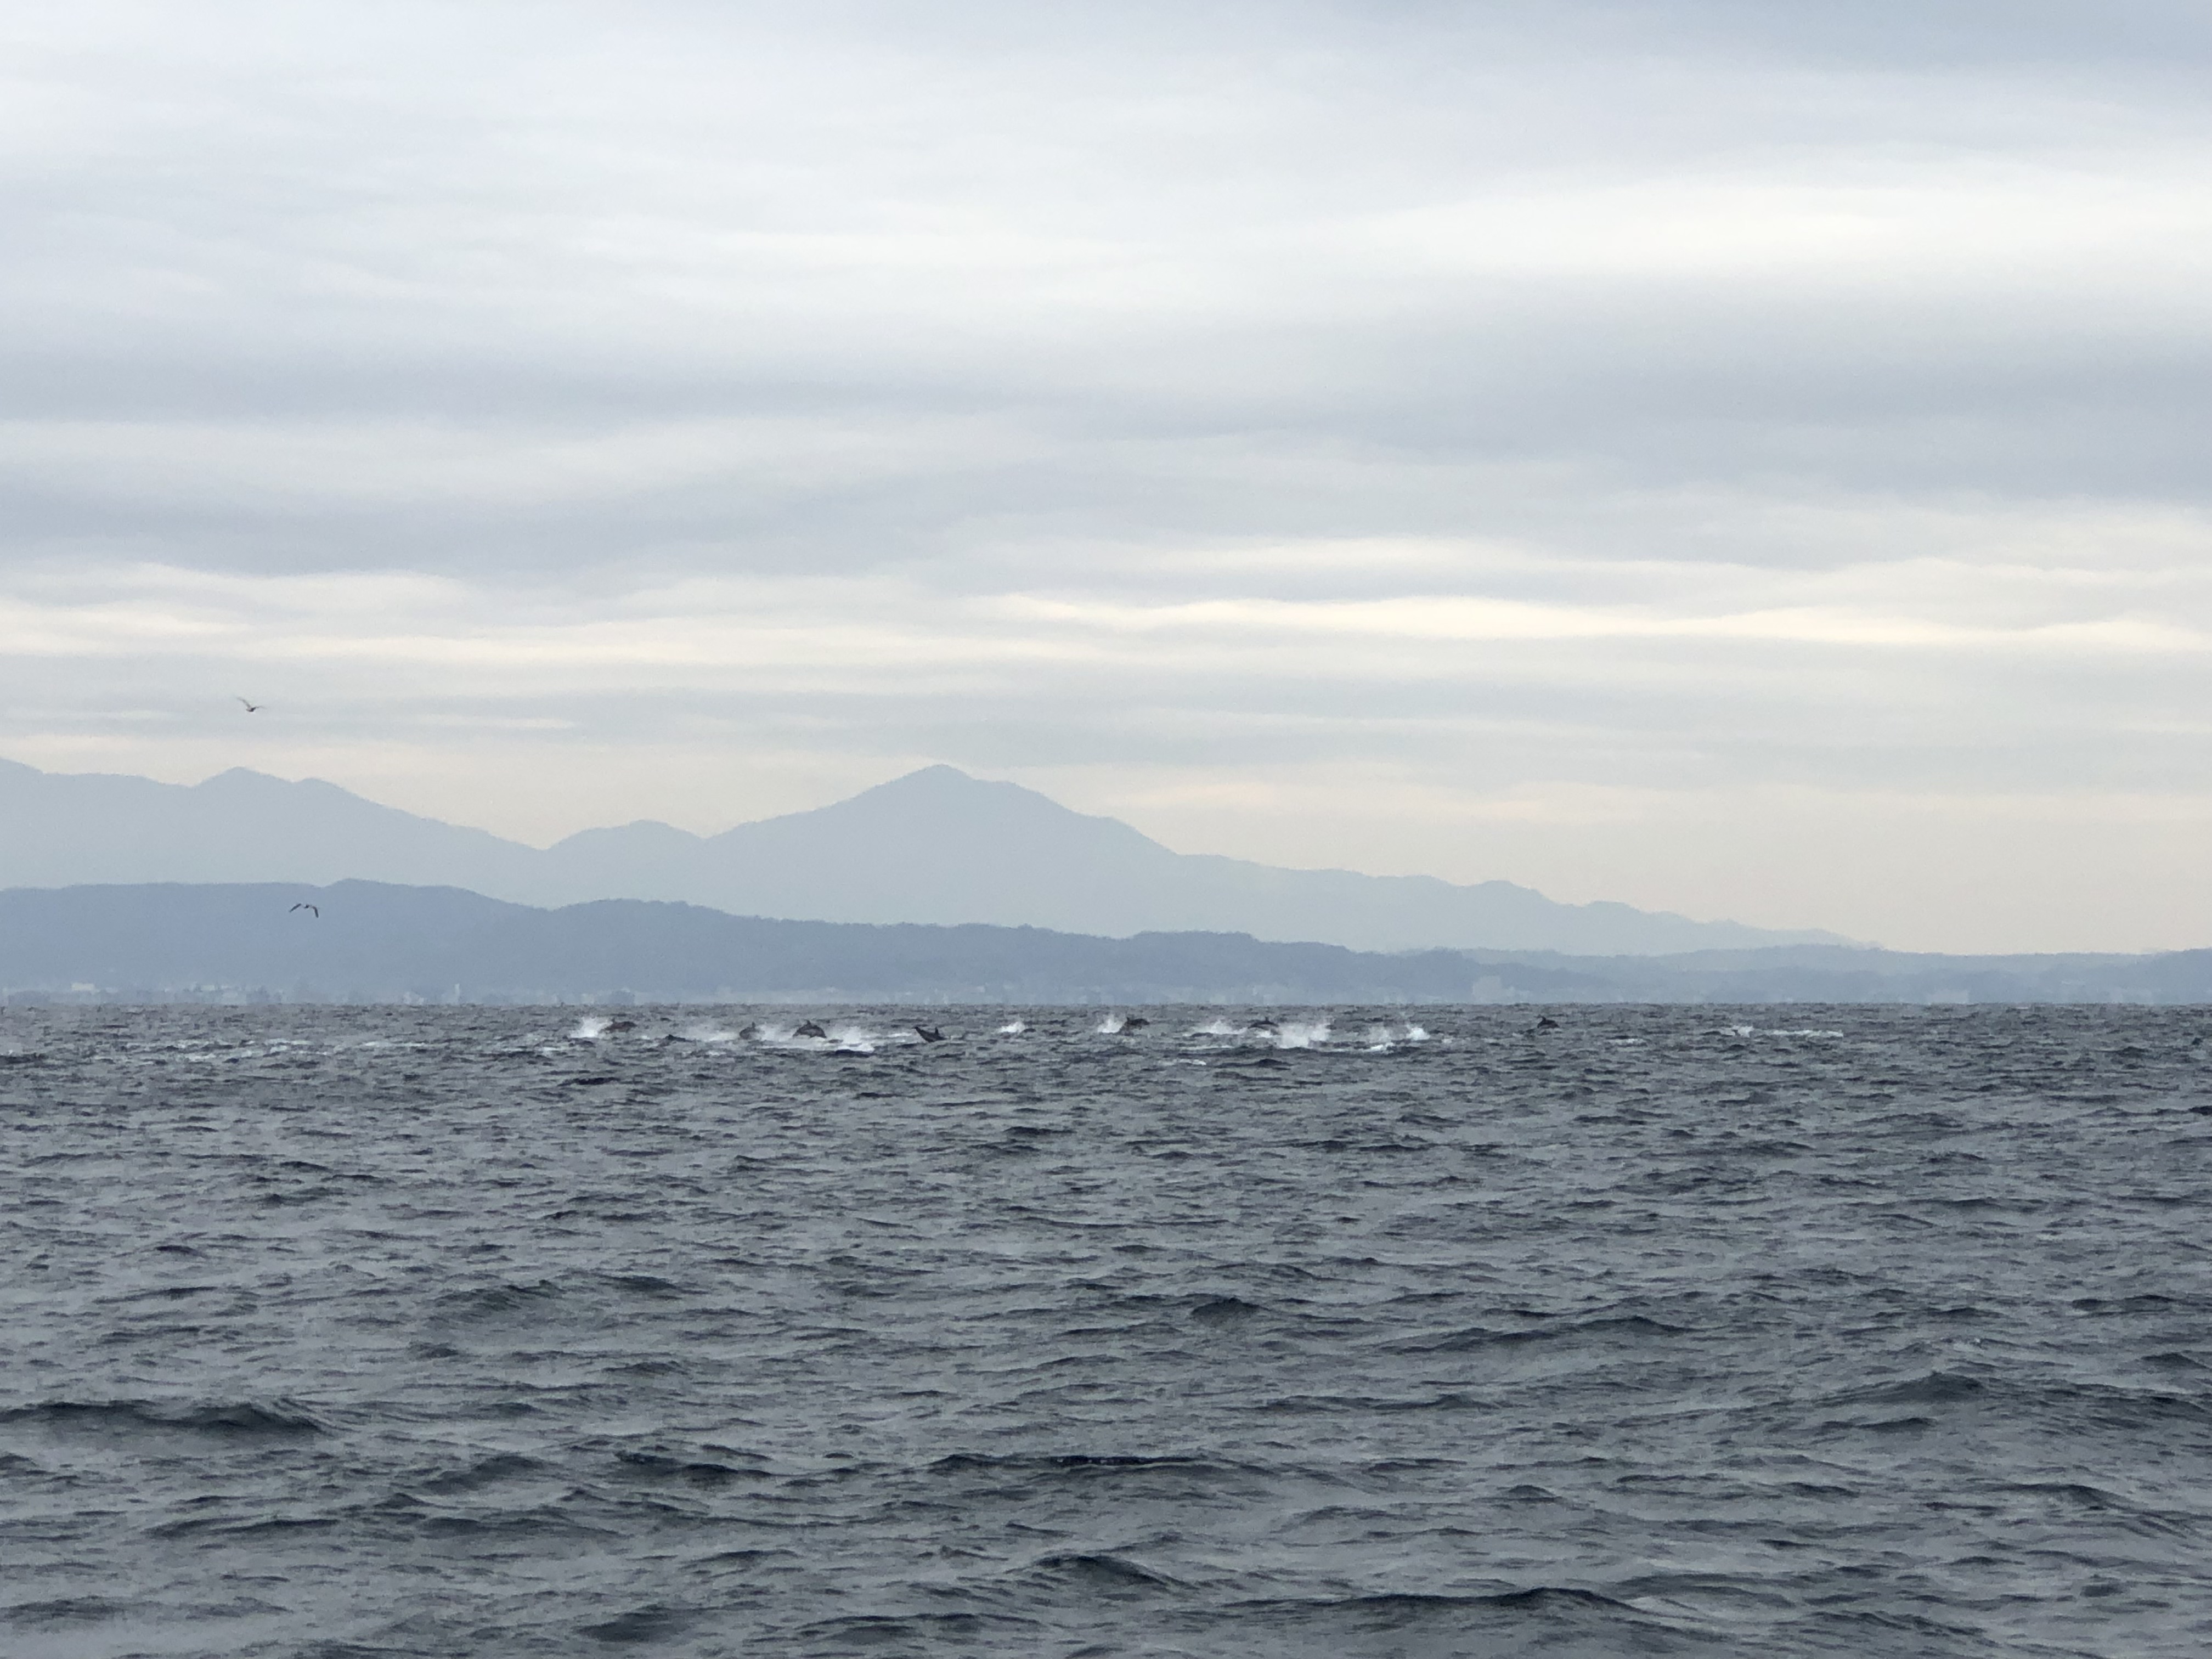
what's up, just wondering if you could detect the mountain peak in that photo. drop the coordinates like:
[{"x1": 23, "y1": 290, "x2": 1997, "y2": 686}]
[
  {"x1": 850, "y1": 764, "x2": 985, "y2": 800},
  {"x1": 0, "y1": 752, "x2": 1842, "y2": 952},
  {"x1": 731, "y1": 764, "x2": 1168, "y2": 856},
  {"x1": 850, "y1": 765, "x2": 1039, "y2": 804},
  {"x1": 820, "y1": 765, "x2": 1162, "y2": 846}
]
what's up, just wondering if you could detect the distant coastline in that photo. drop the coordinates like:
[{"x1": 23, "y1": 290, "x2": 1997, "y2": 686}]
[{"x1": 2, "y1": 881, "x2": 2204, "y2": 1006}]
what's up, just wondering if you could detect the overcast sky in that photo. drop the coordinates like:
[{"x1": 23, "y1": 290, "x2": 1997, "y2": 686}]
[{"x1": 3, "y1": 1, "x2": 2208, "y2": 952}]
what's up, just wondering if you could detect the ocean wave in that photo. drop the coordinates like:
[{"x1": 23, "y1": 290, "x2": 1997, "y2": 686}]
[
  {"x1": 575, "y1": 1603, "x2": 697, "y2": 1644},
  {"x1": 1026, "y1": 1551, "x2": 1189, "y2": 1591},
  {"x1": 614, "y1": 1448, "x2": 768, "y2": 1485},
  {"x1": 0, "y1": 1398, "x2": 328, "y2": 1437},
  {"x1": 8, "y1": 1001, "x2": 2211, "y2": 1657}
]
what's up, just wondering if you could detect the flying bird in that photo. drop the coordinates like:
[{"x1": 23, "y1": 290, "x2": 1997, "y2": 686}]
[
  {"x1": 235, "y1": 697, "x2": 263, "y2": 713},
  {"x1": 289, "y1": 902, "x2": 319, "y2": 917}
]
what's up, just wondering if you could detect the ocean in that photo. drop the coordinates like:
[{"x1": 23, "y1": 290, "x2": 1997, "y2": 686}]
[{"x1": 2, "y1": 1004, "x2": 2209, "y2": 1657}]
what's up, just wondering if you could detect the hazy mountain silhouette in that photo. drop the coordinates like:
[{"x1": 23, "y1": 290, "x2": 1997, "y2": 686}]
[
  {"x1": 0, "y1": 757, "x2": 1842, "y2": 954},
  {"x1": 0, "y1": 882, "x2": 1501, "y2": 1003},
  {"x1": 0, "y1": 759, "x2": 527, "y2": 893},
  {"x1": 2, "y1": 882, "x2": 2202, "y2": 1006}
]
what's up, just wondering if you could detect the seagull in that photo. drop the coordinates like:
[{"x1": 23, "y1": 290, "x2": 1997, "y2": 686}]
[
  {"x1": 235, "y1": 697, "x2": 263, "y2": 713},
  {"x1": 289, "y1": 902, "x2": 319, "y2": 917}
]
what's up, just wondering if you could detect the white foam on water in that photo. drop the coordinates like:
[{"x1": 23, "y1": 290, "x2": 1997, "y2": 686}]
[
  {"x1": 570, "y1": 1016, "x2": 612, "y2": 1042},
  {"x1": 1190, "y1": 1019, "x2": 1242, "y2": 1037},
  {"x1": 996, "y1": 1020, "x2": 1026, "y2": 1034},
  {"x1": 1358, "y1": 1022, "x2": 1429, "y2": 1049},
  {"x1": 1272, "y1": 1019, "x2": 1331, "y2": 1049},
  {"x1": 1096, "y1": 1015, "x2": 1127, "y2": 1035}
]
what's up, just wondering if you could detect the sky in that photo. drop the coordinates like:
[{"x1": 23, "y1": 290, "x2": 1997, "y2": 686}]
[{"x1": 2, "y1": 0, "x2": 2209, "y2": 953}]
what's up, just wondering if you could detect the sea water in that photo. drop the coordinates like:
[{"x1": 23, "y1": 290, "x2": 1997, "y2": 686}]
[{"x1": 2, "y1": 1004, "x2": 2209, "y2": 1657}]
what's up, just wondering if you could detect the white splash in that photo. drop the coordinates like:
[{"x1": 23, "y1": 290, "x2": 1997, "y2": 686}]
[
  {"x1": 996, "y1": 1019, "x2": 1027, "y2": 1035},
  {"x1": 569, "y1": 1016, "x2": 612, "y2": 1041},
  {"x1": 753, "y1": 1021, "x2": 877, "y2": 1052},
  {"x1": 1361, "y1": 1021, "x2": 1431, "y2": 1050},
  {"x1": 1272, "y1": 1019, "x2": 1331, "y2": 1049}
]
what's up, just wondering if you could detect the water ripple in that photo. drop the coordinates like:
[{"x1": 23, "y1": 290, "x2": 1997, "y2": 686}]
[{"x1": 2, "y1": 1002, "x2": 2209, "y2": 1656}]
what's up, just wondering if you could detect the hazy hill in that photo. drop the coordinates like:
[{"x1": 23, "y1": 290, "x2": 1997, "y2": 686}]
[
  {"x1": 0, "y1": 757, "x2": 1840, "y2": 955},
  {"x1": 0, "y1": 759, "x2": 531, "y2": 894},
  {"x1": 0, "y1": 882, "x2": 2203, "y2": 1006},
  {"x1": 539, "y1": 767, "x2": 1843, "y2": 953},
  {"x1": 0, "y1": 881, "x2": 1503, "y2": 1004}
]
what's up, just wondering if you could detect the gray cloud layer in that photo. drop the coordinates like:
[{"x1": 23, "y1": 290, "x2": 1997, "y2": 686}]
[{"x1": 2, "y1": 1, "x2": 2208, "y2": 951}]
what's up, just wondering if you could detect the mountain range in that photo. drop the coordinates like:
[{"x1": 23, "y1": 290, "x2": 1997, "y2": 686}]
[
  {"x1": 0, "y1": 758, "x2": 1841, "y2": 955},
  {"x1": 2, "y1": 881, "x2": 2204, "y2": 1006}
]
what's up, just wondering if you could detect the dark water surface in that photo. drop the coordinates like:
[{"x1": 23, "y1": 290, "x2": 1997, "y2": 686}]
[{"x1": 4, "y1": 1005, "x2": 2211, "y2": 1658}]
